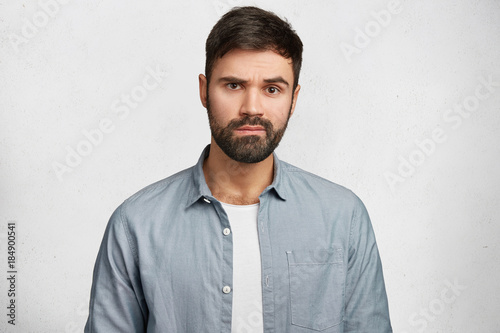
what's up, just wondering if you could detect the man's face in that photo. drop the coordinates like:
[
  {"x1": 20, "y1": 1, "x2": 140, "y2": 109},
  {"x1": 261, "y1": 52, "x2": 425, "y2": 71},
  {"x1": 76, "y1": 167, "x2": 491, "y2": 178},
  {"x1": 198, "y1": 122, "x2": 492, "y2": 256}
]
[{"x1": 199, "y1": 49, "x2": 300, "y2": 163}]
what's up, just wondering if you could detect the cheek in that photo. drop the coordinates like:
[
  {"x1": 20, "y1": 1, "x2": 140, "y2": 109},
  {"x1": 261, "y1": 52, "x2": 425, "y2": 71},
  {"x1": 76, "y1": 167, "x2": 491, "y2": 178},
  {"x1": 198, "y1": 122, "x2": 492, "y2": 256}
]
[
  {"x1": 264, "y1": 99, "x2": 292, "y2": 120},
  {"x1": 208, "y1": 90, "x2": 235, "y2": 122}
]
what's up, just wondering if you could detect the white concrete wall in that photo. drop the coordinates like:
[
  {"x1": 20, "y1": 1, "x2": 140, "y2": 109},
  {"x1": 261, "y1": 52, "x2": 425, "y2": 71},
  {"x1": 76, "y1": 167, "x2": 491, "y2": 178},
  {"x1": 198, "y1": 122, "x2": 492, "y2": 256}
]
[{"x1": 1, "y1": 0, "x2": 499, "y2": 332}]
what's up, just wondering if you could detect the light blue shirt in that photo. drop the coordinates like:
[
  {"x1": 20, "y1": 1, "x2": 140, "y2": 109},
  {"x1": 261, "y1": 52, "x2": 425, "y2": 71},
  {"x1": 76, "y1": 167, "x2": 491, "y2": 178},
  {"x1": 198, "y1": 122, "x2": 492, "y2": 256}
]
[{"x1": 85, "y1": 145, "x2": 392, "y2": 332}]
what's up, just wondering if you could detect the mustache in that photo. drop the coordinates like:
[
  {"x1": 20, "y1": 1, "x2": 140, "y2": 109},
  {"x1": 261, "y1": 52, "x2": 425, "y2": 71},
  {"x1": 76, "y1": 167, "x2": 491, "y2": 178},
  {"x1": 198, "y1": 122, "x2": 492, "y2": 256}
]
[{"x1": 226, "y1": 116, "x2": 273, "y2": 133}]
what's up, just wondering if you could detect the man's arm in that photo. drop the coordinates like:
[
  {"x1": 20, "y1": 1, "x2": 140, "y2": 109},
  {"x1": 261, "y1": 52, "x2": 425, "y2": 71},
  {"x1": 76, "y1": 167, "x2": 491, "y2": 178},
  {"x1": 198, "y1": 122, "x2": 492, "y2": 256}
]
[
  {"x1": 85, "y1": 206, "x2": 148, "y2": 332},
  {"x1": 343, "y1": 197, "x2": 392, "y2": 332}
]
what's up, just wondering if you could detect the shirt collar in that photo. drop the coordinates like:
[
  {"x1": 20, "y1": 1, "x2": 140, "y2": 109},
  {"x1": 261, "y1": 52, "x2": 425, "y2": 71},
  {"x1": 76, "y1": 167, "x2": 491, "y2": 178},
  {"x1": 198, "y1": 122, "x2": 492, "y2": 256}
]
[{"x1": 186, "y1": 144, "x2": 287, "y2": 208}]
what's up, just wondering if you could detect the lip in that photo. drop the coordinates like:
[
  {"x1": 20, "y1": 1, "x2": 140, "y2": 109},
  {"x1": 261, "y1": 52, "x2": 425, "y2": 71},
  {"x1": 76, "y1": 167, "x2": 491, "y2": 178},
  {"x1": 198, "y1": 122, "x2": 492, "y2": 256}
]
[{"x1": 234, "y1": 125, "x2": 266, "y2": 135}]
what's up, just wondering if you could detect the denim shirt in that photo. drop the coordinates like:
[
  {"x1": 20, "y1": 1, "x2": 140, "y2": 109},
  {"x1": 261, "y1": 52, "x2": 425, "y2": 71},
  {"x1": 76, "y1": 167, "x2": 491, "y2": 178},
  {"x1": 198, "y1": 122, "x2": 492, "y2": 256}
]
[{"x1": 85, "y1": 145, "x2": 392, "y2": 333}]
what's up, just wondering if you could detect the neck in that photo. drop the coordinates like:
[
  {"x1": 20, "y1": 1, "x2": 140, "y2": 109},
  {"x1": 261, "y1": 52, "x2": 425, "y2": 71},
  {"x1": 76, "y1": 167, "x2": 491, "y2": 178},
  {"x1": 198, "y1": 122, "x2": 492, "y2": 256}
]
[{"x1": 203, "y1": 140, "x2": 274, "y2": 205}]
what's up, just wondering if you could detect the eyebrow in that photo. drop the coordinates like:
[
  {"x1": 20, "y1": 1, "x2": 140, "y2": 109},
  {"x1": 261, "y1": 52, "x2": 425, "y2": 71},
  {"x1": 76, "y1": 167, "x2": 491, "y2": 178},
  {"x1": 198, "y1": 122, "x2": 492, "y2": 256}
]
[
  {"x1": 217, "y1": 76, "x2": 290, "y2": 87},
  {"x1": 264, "y1": 77, "x2": 290, "y2": 87},
  {"x1": 217, "y1": 76, "x2": 247, "y2": 84}
]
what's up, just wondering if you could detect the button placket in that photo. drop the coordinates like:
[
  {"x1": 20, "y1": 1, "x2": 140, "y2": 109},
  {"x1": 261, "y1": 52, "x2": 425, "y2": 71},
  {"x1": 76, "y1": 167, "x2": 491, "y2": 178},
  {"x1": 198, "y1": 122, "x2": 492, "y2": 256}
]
[{"x1": 213, "y1": 201, "x2": 233, "y2": 329}]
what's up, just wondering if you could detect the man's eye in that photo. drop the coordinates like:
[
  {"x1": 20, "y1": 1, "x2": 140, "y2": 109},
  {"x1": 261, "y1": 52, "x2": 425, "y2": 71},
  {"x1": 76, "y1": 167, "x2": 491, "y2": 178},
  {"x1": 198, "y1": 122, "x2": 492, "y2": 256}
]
[
  {"x1": 266, "y1": 86, "x2": 280, "y2": 94},
  {"x1": 227, "y1": 83, "x2": 240, "y2": 89}
]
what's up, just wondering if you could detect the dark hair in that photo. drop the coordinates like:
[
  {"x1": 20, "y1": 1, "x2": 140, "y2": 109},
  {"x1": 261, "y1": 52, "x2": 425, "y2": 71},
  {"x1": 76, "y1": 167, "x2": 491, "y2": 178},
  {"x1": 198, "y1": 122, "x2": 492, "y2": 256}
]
[{"x1": 205, "y1": 6, "x2": 303, "y2": 91}]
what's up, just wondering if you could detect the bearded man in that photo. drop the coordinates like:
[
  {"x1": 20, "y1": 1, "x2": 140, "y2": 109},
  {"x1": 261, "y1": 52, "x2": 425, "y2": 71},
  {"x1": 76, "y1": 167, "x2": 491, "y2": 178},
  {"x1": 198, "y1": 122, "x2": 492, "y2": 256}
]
[{"x1": 85, "y1": 6, "x2": 392, "y2": 333}]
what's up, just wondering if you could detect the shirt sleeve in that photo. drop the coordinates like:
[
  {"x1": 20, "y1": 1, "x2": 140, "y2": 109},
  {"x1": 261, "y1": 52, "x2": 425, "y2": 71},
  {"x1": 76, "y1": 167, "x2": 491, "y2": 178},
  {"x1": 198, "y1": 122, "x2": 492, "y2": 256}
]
[
  {"x1": 343, "y1": 197, "x2": 392, "y2": 332},
  {"x1": 84, "y1": 205, "x2": 148, "y2": 332}
]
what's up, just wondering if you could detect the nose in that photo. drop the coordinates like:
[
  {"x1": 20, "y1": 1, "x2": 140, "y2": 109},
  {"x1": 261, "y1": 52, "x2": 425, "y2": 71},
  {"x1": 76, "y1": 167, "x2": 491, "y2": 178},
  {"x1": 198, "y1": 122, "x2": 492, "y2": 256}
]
[{"x1": 240, "y1": 88, "x2": 263, "y2": 117}]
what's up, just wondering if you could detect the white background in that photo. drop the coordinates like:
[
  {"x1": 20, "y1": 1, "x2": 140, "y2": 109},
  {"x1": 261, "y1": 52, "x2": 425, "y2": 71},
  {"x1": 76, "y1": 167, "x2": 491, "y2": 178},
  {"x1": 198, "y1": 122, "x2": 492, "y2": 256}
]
[{"x1": 1, "y1": 0, "x2": 499, "y2": 332}]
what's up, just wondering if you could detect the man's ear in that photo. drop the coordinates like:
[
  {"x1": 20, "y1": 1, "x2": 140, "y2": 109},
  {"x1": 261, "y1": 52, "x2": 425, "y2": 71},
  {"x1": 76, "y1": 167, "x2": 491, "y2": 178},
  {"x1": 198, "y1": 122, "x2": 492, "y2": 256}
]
[
  {"x1": 289, "y1": 84, "x2": 301, "y2": 117},
  {"x1": 199, "y1": 74, "x2": 208, "y2": 108}
]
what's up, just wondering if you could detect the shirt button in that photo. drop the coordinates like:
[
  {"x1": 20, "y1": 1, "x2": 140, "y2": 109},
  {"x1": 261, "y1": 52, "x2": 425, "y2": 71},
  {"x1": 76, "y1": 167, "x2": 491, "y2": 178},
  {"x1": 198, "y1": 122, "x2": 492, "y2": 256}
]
[
  {"x1": 222, "y1": 286, "x2": 231, "y2": 294},
  {"x1": 223, "y1": 228, "x2": 231, "y2": 236},
  {"x1": 203, "y1": 197, "x2": 211, "y2": 203}
]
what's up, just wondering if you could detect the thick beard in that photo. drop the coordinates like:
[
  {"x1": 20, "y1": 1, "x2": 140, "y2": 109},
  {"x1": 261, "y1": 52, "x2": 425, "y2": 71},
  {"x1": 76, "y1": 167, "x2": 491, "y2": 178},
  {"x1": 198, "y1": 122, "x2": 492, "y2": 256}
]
[{"x1": 206, "y1": 93, "x2": 293, "y2": 163}]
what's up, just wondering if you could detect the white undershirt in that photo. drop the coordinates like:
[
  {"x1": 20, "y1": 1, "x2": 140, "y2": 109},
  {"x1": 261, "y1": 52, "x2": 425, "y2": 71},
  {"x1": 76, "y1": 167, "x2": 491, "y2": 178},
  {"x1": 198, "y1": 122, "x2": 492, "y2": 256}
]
[{"x1": 221, "y1": 202, "x2": 263, "y2": 333}]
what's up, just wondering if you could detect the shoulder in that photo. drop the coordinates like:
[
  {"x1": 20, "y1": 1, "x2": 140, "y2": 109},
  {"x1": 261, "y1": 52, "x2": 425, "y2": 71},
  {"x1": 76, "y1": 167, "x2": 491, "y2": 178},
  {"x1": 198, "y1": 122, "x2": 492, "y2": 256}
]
[
  {"x1": 117, "y1": 165, "x2": 195, "y2": 218},
  {"x1": 279, "y1": 160, "x2": 364, "y2": 210}
]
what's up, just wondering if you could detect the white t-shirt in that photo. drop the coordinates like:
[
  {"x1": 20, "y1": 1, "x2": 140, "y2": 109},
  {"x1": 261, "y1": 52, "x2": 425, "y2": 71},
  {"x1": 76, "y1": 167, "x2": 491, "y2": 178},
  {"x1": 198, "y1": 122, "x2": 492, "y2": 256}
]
[{"x1": 221, "y1": 202, "x2": 263, "y2": 333}]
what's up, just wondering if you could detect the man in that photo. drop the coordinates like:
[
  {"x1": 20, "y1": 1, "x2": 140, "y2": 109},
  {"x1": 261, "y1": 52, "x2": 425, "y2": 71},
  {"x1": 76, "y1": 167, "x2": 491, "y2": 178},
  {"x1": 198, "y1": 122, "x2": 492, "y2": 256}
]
[{"x1": 85, "y1": 6, "x2": 392, "y2": 333}]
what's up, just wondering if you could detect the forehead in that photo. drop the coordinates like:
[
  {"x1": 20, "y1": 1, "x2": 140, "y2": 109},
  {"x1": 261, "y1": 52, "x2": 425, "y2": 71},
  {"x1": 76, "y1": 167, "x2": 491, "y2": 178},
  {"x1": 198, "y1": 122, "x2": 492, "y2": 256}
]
[{"x1": 211, "y1": 49, "x2": 294, "y2": 80}]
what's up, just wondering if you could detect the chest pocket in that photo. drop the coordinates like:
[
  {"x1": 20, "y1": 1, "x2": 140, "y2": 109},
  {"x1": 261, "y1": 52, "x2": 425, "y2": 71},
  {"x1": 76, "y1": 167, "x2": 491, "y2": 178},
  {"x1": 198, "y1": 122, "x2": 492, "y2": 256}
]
[{"x1": 286, "y1": 248, "x2": 345, "y2": 331}]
